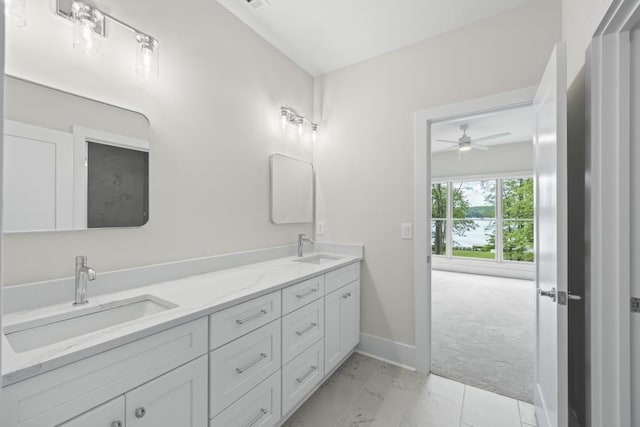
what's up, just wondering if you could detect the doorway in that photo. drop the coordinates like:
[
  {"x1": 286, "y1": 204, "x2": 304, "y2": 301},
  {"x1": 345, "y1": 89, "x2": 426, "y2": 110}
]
[{"x1": 428, "y1": 106, "x2": 536, "y2": 403}]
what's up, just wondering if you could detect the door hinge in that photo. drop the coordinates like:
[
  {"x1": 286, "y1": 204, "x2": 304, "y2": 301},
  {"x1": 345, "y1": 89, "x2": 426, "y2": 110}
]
[{"x1": 632, "y1": 297, "x2": 640, "y2": 314}]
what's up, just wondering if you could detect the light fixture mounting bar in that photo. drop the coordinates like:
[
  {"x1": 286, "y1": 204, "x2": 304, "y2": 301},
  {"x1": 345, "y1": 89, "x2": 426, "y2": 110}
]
[
  {"x1": 56, "y1": 0, "x2": 157, "y2": 43},
  {"x1": 56, "y1": 0, "x2": 106, "y2": 36},
  {"x1": 280, "y1": 106, "x2": 317, "y2": 128}
]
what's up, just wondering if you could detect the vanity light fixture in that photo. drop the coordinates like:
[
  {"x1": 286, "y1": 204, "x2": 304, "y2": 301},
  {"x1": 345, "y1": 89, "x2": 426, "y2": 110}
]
[
  {"x1": 279, "y1": 106, "x2": 319, "y2": 141},
  {"x1": 6, "y1": 0, "x2": 27, "y2": 27},
  {"x1": 57, "y1": 0, "x2": 159, "y2": 77}
]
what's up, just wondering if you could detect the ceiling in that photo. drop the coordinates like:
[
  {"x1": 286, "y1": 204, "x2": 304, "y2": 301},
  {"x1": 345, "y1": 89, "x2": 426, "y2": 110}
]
[
  {"x1": 431, "y1": 105, "x2": 534, "y2": 153},
  {"x1": 216, "y1": 0, "x2": 532, "y2": 76}
]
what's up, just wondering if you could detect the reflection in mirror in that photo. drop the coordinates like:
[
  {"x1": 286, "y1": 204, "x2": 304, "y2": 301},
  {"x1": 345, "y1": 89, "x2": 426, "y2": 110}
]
[
  {"x1": 3, "y1": 76, "x2": 150, "y2": 232},
  {"x1": 270, "y1": 154, "x2": 314, "y2": 224}
]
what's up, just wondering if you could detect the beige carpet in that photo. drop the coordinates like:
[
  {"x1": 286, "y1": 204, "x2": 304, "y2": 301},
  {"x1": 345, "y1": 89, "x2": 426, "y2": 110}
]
[{"x1": 431, "y1": 270, "x2": 535, "y2": 403}]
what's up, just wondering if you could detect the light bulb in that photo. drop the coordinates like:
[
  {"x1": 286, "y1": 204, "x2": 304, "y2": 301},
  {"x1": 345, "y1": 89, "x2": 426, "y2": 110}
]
[
  {"x1": 297, "y1": 119, "x2": 304, "y2": 136},
  {"x1": 71, "y1": 1, "x2": 103, "y2": 55},
  {"x1": 311, "y1": 124, "x2": 318, "y2": 142},
  {"x1": 6, "y1": 0, "x2": 26, "y2": 27},
  {"x1": 136, "y1": 33, "x2": 159, "y2": 78},
  {"x1": 280, "y1": 108, "x2": 288, "y2": 131}
]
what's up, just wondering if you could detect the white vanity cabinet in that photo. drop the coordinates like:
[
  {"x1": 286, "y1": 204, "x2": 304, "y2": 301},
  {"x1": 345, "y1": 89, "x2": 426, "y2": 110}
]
[
  {"x1": 125, "y1": 355, "x2": 208, "y2": 426},
  {"x1": 2, "y1": 318, "x2": 208, "y2": 427},
  {"x1": 3, "y1": 260, "x2": 362, "y2": 427},
  {"x1": 324, "y1": 269, "x2": 361, "y2": 374}
]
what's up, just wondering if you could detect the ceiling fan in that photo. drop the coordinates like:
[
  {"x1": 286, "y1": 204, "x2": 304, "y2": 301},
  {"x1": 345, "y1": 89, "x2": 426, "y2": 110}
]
[{"x1": 436, "y1": 124, "x2": 511, "y2": 153}]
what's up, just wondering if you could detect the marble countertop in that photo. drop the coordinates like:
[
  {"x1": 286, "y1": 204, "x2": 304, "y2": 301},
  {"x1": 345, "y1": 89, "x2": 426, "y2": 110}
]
[{"x1": 1, "y1": 251, "x2": 362, "y2": 387}]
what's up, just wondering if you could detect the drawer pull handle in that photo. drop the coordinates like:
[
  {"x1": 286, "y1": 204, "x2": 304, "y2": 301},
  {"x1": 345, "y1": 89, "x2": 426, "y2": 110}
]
[
  {"x1": 246, "y1": 408, "x2": 269, "y2": 427},
  {"x1": 236, "y1": 352, "x2": 268, "y2": 374},
  {"x1": 342, "y1": 292, "x2": 352, "y2": 299},
  {"x1": 135, "y1": 407, "x2": 146, "y2": 418},
  {"x1": 111, "y1": 422, "x2": 123, "y2": 427},
  {"x1": 236, "y1": 309, "x2": 268, "y2": 325},
  {"x1": 296, "y1": 322, "x2": 318, "y2": 336},
  {"x1": 296, "y1": 365, "x2": 318, "y2": 383},
  {"x1": 296, "y1": 288, "x2": 318, "y2": 299}
]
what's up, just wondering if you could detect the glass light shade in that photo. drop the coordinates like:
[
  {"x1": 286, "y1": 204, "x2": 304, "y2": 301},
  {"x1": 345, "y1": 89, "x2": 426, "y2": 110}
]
[
  {"x1": 71, "y1": 1, "x2": 103, "y2": 56},
  {"x1": 296, "y1": 119, "x2": 304, "y2": 136},
  {"x1": 136, "y1": 34, "x2": 159, "y2": 78},
  {"x1": 311, "y1": 124, "x2": 318, "y2": 142},
  {"x1": 6, "y1": 0, "x2": 27, "y2": 27}
]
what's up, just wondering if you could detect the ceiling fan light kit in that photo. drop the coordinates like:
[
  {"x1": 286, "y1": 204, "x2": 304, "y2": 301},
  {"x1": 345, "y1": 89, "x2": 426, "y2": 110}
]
[{"x1": 435, "y1": 124, "x2": 511, "y2": 156}]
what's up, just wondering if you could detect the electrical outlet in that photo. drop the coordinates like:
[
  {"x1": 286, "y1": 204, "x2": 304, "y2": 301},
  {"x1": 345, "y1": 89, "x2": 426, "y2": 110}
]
[
  {"x1": 401, "y1": 223, "x2": 413, "y2": 240},
  {"x1": 317, "y1": 221, "x2": 326, "y2": 235}
]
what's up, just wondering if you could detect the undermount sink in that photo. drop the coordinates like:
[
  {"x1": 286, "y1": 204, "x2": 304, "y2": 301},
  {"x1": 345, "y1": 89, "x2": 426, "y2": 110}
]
[
  {"x1": 294, "y1": 254, "x2": 344, "y2": 265},
  {"x1": 4, "y1": 295, "x2": 177, "y2": 353}
]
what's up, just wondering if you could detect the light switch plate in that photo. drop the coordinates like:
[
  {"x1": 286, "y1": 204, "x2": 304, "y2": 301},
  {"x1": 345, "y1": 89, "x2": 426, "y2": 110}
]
[
  {"x1": 317, "y1": 221, "x2": 326, "y2": 235},
  {"x1": 401, "y1": 223, "x2": 413, "y2": 240}
]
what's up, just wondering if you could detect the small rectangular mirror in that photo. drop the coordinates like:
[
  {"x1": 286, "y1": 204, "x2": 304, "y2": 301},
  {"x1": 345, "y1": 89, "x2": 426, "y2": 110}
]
[
  {"x1": 3, "y1": 76, "x2": 150, "y2": 232},
  {"x1": 270, "y1": 154, "x2": 314, "y2": 224}
]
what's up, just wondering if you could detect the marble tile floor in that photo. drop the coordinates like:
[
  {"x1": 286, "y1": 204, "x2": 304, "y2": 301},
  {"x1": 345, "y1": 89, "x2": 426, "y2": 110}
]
[{"x1": 283, "y1": 352, "x2": 537, "y2": 427}]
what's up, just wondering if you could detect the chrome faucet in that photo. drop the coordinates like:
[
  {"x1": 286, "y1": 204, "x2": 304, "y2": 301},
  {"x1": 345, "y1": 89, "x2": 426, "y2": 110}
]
[
  {"x1": 74, "y1": 256, "x2": 96, "y2": 306},
  {"x1": 297, "y1": 234, "x2": 314, "y2": 257}
]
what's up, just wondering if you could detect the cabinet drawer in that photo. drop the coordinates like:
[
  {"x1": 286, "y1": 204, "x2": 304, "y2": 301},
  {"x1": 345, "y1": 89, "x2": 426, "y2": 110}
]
[
  {"x1": 282, "y1": 275, "x2": 324, "y2": 315},
  {"x1": 210, "y1": 371, "x2": 281, "y2": 427},
  {"x1": 282, "y1": 298, "x2": 324, "y2": 364},
  {"x1": 2, "y1": 318, "x2": 208, "y2": 427},
  {"x1": 325, "y1": 263, "x2": 359, "y2": 294},
  {"x1": 209, "y1": 320, "x2": 281, "y2": 417},
  {"x1": 58, "y1": 397, "x2": 124, "y2": 427},
  {"x1": 282, "y1": 339, "x2": 325, "y2": 416},
  {"x1": 209, "y1": 291, "x2": 281, "y2": 350}
]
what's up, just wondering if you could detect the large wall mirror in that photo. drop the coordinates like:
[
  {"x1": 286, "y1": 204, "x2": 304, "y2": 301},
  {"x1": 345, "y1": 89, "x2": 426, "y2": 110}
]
[
  {"x1": 270, "y1": 154, "x2": 314, "y2": 224},
  {"x1": 4, "y1": 76, "x2": 150, "y2": 233}
]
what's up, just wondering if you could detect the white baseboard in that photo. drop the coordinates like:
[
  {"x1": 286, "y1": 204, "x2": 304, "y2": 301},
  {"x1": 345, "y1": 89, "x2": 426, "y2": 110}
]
[{"x1": 356, "y1": 333, "x2": 417, "y2": 371}]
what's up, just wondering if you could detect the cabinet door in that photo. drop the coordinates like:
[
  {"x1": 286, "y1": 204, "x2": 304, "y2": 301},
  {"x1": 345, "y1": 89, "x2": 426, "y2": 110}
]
[
  {"x1": 324, "y1": 288, "x2": 342, "y2": 375},
  {"x1": 126, "y1": 355, "x2": 208, "y2": 427},
  {"x1": 58, "y1": 397, "x2": 125, "y2": 427},
  {"x1": 339, "y1": 280, "x2": 360, "y2": 353}
]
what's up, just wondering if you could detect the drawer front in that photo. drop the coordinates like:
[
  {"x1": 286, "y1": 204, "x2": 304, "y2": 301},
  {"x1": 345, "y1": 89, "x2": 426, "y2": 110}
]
[
  {"x1": 2, "y1": 318, "x2": 208, "y2": 427},
  {"x1": 209, "y1": 291, "x2": 281, "y2": 350},
  {"x1": 324, "y1": 263, "x2": 360, "y2": 294},
  {"x1": 281, "y1": 275, "x2": 324, "y2": 315},
  {"x1": 210, "y1": 371, "x2": 281, "y2": 427},
  {"x1": 59, "y1": 397, "x2": 124, "y2": 427},
  {"x1": 282, "y1": 298, "x2": 324, "y2": 364},
  {"x1": 282, "y1": 339, "x2": 325, "y2": 416},
  {"x1": 209, "y1": 320, "x2": 282, "y2": 417}
]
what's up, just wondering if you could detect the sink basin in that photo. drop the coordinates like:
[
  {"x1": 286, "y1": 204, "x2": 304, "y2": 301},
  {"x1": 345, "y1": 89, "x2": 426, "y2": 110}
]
[
  {"x1": 4, "y1": 295, "x2": 177, "y2": 353},
  {"x1": 294, "y1": 254, "x2": 344, "y2": 265}
]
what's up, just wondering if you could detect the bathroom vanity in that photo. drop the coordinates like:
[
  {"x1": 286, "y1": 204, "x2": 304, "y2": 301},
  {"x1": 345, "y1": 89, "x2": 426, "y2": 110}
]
[{"x1": 1, "y1": 249, "x2": 362, "y2": 427}]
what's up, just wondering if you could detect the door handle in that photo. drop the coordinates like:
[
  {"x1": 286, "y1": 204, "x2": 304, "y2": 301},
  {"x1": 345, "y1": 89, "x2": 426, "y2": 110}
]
[{"x1": 537, "y1": 287, "x2": 556, "y2": 302}]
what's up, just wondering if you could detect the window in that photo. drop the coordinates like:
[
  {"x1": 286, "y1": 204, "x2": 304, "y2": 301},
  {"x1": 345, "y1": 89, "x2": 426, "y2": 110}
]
[
  {"x1": 432, "y1": 176, "x2": 534, "y2": 263},
  {"x1": 452, "y1": 180, "x2": 496, "y2": 260},
  {"x1": 431, "y1": 183, "x2": 447, "y2": 255},
  {"x1": 502, "y1": 178, "x2": 534, "y2": 262}
]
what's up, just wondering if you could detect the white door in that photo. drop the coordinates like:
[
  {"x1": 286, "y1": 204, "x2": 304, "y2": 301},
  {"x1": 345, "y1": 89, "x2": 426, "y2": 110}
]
[
  {"x1": 339, "y1": 280, "x2": 360, "y2": 353},
  {"x1": 324, "y1": 288, "x2": 342, "y2": 374},
  {"x1": 126, "y1": 355, "x2": 208, "y2": 427},
  {"x1": 533, "y1": 43, "x2": 568, "y2": 427},
  {"x1": 3, "y1": 121, "x2": 74, "y2": 231}
]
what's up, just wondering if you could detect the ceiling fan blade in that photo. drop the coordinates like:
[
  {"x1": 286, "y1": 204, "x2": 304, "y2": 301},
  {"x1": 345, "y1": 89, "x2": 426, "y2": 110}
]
[
  {"x1": 435, "y1": 139, "x2": 460, "y2": 144},
  {"x1": 444, "y1": 145, "x2": 460, "y2": 152},
  {"x1": 470, "y1": 132, "x2": 511, "y2": 144},
  {"x1": 471, "y1": 144, "x2": 490, "y2": 151}
]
